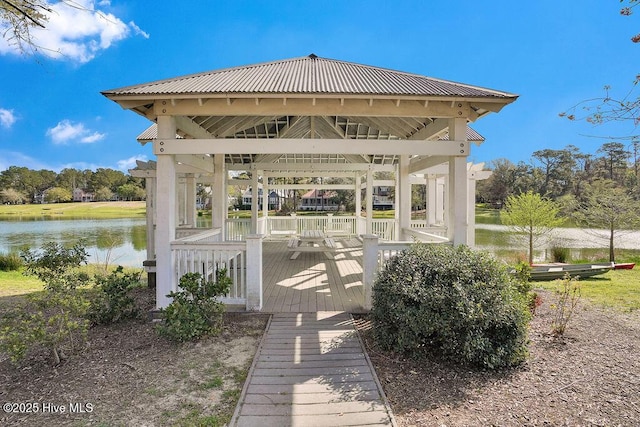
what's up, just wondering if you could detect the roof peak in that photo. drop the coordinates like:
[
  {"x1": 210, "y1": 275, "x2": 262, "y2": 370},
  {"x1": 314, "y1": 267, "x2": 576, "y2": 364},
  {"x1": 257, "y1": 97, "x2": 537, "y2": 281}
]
[{"x1": 103, "y1": 55, "x2": 518, "y2": 99}]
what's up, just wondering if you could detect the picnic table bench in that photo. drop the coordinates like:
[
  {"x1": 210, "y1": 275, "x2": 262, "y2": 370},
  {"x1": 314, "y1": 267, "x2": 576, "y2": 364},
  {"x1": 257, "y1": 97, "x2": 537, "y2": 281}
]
[{"x1": 287, "y1": 230, "x2": 337, "y2": 260}]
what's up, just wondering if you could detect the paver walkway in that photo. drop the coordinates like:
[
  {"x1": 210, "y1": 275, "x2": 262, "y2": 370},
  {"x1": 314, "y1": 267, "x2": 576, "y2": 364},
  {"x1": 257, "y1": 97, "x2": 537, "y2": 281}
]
[{"x1": 230, "y1": 312, "x2": 396, "y2": 427}]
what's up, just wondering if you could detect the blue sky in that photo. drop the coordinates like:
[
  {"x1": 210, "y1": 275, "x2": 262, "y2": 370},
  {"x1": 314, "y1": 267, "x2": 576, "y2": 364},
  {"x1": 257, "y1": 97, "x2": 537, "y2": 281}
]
[{"x1": 0, "y1": 0, "x2": 638, "y2": 173}]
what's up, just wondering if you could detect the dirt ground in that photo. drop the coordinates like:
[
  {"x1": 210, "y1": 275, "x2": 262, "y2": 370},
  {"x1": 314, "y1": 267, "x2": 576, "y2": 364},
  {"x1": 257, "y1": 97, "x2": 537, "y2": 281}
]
[
  {"x1": 0, "y1": 288, "x2": 269, "y2": 427},
  {"x1": 2, "y1": 287, "x2": 639, "y2": 426},
  {"x1": 357, "y1": 292, "x2": 640, "y2": 426}
]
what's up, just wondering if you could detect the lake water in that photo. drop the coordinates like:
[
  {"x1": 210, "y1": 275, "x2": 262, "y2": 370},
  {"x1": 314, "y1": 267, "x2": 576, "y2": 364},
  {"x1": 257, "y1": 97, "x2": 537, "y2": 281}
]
[
  {"x1": 1, "y1": 217, "x2": 638, "y2": 268},
  {"x1": 0, "y1": 218, "x2": 148, "y2": 267}
]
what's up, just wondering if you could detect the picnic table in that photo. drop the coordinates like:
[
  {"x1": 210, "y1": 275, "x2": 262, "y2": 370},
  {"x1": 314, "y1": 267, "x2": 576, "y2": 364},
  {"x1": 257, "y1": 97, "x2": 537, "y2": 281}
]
[{"x1": 287, "y1": 230, "x2": 337, "y2": 260}]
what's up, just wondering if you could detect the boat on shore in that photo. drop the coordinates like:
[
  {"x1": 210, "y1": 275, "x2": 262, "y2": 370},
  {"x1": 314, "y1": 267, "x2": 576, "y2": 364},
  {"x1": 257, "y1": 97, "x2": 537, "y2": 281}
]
[
  {"x1": 613, "y1": 262, "x2": 635, "y2": 270},
  {"x1": 525, "y1": 263, "x2": 615, "y2": 281}
]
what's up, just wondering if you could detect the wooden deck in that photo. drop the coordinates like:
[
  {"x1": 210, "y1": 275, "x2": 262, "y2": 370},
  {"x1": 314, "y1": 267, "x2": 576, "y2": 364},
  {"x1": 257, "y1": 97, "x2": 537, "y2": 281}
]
[
  {"x1": 262, "y1": 238, "x2": 365, "y2": 313},
  {"x1": 230, "y1": 312, "x2": 396, "y2": 426}
]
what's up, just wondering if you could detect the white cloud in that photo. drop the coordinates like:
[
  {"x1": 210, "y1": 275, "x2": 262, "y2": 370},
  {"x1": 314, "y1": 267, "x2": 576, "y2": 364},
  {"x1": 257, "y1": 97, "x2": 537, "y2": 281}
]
[
  {"x1": 80, "y1": 131, "x2": 106, "y2": 143},
  {"x1": 0, "y1": 108, "x2": 17, "y2": 128},
  {"x1": 117, "y1": 154, "x2": 147, "y2": 171},
  {"x1": 0, "y1": 1, "x2": 149, "y2": 63},
  {"x1": 46, "y1": 119, "x2": 105, "y2": 144},
  {"x1": 129, "y1": 21, "x2": 150, "y2": 39}
]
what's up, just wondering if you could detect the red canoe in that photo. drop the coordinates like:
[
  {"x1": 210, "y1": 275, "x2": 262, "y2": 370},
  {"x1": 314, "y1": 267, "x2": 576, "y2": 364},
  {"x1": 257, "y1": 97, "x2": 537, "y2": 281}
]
[{"x1": 614, "y1": 263, "x2": 636, "y2": 270}]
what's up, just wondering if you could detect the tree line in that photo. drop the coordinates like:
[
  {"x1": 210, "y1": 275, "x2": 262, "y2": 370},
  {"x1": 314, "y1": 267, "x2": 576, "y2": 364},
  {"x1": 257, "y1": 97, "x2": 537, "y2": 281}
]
[
  {"x1": 477, "y1": 141, "x2": 640, "y2": 206},
  {"x1": 0, "y1": 166, "x2": 145, "y2": 204}
]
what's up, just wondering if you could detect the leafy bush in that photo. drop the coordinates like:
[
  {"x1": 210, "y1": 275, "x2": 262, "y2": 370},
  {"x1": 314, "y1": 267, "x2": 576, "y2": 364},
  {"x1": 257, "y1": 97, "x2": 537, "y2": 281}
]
[
  {"x1": 0, "y1": 252, "x2": 22, "y2": 271},
  {"x1": 550, "y1": 273, "x2": 580, "y2": 336},
  {"x1": 88, "y1": 266, "x2": 142, "y2": 325},
  {"x1": 551, "y1": 246, "x2": 570, "y2": 263},
  {"x1": 157, "y1": 270, "x2": 231, "y2": 342},
  {"x1": 1, "y1": 242, "x2": 91, "y2": 365},
  {"x1": 371, "y1": 244, "x2": 531, "y2": 370}
]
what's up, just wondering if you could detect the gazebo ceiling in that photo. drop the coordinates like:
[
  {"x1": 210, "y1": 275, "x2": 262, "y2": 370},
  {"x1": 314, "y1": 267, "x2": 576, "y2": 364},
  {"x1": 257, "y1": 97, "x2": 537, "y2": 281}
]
[
  {"x1": 103, "y1": 54, "x2": 516, "y2": 168},
  {"x1": 136, "y1": 120, "x2": 485, "y2": 167}
]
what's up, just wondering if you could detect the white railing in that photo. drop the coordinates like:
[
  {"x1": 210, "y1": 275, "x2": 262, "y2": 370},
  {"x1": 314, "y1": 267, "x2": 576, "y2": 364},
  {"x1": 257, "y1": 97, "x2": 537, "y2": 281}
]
[
  {"x1": 403, "y1": 228, "x2": 450, "y2": 244},
  {"x1": 371, "y1": 219, "x2": 395, "y2": 240},
  {"x1": 361, "y1": 233, "x2": 450, "y2": 310},
  {"x1": 175, "y1": 228, "x2": 222, "y2": 243},
  {"x1": 376, "y1": 240, "x2": 413, "y2": 270},
  {"x1": 170, "y1": 231, "x2": 263, "y2": 309},
  {"x1": 266, "y1": 215, "x2": 358, "y2": 239},
  {"x1": 409, "y1": 221, "x2": 447, "y2": 237},
  {"x1": 173, "y1": 242, "x2": 246, "y2": 304},
  {"x1": 226, "y1": 218, "x2": 251, "y2": 241}
]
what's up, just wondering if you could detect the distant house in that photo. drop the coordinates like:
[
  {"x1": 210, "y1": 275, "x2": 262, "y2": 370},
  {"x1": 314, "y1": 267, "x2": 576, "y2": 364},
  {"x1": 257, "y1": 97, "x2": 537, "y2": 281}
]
[
  {"x1": 73, "y1": 188, "x2": 95, "y2": 202},
  {"x1": 372, "y1": 186, "x2": 394, "y2": 210},
  {"x1": 299, "y1": 189, "x2": 339, "y2": 211},
  {"x1": 241, "y1": 188, "x2": 282, "y2": 210}
]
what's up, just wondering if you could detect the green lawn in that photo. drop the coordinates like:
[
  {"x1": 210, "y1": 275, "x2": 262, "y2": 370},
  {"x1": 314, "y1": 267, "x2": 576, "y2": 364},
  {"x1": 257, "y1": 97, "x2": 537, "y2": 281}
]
[
  {"x1": 0, "y1": 201, "x2": 146, "y2": 219},
  {"x1": 534, "y1": 268, "x2": 640, "y2": 312},
  {"x1": 0, "y1": 270, "x2": 44, "y2": 310}
]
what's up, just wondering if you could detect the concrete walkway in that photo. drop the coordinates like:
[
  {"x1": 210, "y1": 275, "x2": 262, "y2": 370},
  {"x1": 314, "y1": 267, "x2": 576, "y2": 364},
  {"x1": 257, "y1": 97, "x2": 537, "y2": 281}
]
[{"x1": 230, "y1": 312, "x2": 396, "y2": 427}]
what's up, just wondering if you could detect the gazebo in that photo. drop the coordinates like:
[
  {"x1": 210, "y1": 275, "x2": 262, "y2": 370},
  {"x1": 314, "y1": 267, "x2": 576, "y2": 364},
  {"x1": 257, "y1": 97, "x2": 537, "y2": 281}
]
[{"x1": 102, "y1": 54, "x2": 517, "y2": 312}]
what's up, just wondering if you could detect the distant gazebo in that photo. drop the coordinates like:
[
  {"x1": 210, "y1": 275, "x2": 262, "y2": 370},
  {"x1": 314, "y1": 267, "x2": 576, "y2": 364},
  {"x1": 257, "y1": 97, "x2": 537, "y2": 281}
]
[{"x1": 102, "y1": 54, "x2": 517, "y2": 311}]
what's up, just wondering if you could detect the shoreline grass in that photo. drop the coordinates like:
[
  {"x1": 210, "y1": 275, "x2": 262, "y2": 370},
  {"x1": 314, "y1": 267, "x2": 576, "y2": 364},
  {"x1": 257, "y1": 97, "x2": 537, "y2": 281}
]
[
  {"x1": 0, "y1": 201, "x2": 146, "y2": 219},
  {"x1": 534, "y1": 268, "x2": 640, "y2": 312}
]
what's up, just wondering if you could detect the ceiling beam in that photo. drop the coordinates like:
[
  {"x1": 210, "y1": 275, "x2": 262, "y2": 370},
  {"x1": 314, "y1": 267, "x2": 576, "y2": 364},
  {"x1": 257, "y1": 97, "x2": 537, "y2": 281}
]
[
  {"x1": 409, "y1": 156, "x2": 449, "y2": 174},
  {"x1": 408, "y1": 118, "x2": 449, "y2": 140},
  {"x1": 263, "y1": 171, "x2": 357, "y2": 178},
  {"x1": 153, "y1": 98, "x2": 472, "y2": 118},
  {"x1": 174, "y1": 116, "x2": 213, "y2": 139},
  {"x1": 175, "y1": 154, "x2": 214, "y2": 173},
  {"x1": 154, "y1": 138, "x2": 469, "y2": 157},
  {"x1": 268, "y1": 183, "x2": 355, "y2": 190},
  {"x1": 228, "y1": 163, "x2": 396, "y2": 172}
]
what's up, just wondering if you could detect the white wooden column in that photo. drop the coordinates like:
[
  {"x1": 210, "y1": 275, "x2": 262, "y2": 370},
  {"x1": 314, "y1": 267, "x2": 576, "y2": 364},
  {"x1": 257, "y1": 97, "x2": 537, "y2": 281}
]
[
  {"x1": 250, "y1": 167, "x2": 259, "y2": 233},
  {"x1": 354, "y1": 172, "x2": 363, "y2": 234},
  {"x1": 448, "y1": 118, "x2": 469, "y2": 246},
  {"x1": 436, "y1": 177, "x2": 445, "y2": 224},
  {"x1": 398, "y1": 155, "x2": 411, "y2": 240},
  {"x1": 245, "y1": 234, "x2": 263, "y2": 311},
  {"x1": 262, "y1": 180, "x2": 269, "y2": 218},
  {"x1": 155, "y1": 115, "x2": 177, "y2": 309},
  {"x1": 365, "y1": 167, "x2": 373, "y2": 234},
  {"x1": 427, "y1": 175, "x2": 437, "y2": 226},
  {"x1": 361, "y1": 234, "x2": 378, "y2": 311},
  {"x1": 467, "y1": 169, "x2": 477, "y2": 246},
  {"x1": 212, "y1": 155, "x2": 225, "y2": 238},
  {"x1": 185, "y1": 174, "x2": 196, "y2": 227},
  {"x1": 177, "y1": 178, "x2": 185, "y2": 225},
  {"x1": 144, "y1": 177, "x2": 156, "y2": 260}
]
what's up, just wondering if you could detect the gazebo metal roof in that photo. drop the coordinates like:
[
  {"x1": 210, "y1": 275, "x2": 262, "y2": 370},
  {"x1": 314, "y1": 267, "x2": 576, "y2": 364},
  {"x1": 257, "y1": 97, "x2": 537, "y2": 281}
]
[
  {"x1": 103, "y1": 54, "x2": 517, "y2": 171},
  {"x1": 103, "y1": 54, "x2": 516, "y2": 99}
]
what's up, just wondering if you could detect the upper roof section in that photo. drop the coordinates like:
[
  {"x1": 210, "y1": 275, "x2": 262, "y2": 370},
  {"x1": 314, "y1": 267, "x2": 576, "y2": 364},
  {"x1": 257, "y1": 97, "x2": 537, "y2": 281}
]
[{"x1": 102, "y1": 54, "x2": 517, "y2": 100}]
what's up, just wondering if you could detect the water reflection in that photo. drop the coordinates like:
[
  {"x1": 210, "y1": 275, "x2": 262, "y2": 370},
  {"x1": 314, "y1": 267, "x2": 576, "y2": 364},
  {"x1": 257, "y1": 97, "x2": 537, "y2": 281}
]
[{"x1": 0, "y1": 218, "x2": 147, "y2": 267}]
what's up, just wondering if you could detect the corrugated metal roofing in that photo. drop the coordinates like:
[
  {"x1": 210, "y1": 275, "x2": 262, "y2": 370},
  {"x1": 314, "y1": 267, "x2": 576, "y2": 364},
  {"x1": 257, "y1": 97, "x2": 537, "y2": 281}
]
[{"x1": 103, "y1": 54, "x2": 516, "y2": 99}]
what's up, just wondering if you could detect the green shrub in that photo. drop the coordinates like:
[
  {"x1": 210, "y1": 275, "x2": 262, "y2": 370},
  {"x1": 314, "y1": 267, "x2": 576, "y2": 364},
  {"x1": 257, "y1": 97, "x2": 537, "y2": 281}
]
[
  {"x1": 0, "y1": 252, "x2": 23, "y2": 271},
  {"x1": 550, "y1": 273, "x2": 580, "y2": 336},
  {"x1": 88, "y1": 266, "x2": 142, "y2": 325},
  {"x1": 2, "y1": 242, "x2": 91, "y2": 365},
  {"x1": 371, "y1": 244, "x2": 531, "y2": 370},
  {"x1": 551, "y1": 246, "x2": 570, "y2": 263},
  {"x1": 157, "y1": 270, "x2": 231, "y2": 342}
]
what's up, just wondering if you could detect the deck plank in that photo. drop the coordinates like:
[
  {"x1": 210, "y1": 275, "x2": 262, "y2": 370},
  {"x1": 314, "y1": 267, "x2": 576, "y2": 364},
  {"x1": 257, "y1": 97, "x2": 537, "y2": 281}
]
[
  {"x1": 230, "y1": 312, "x2": 395, "y2": 427},
  {"x1": 262, "y1": 240, "x2": 364, "y2": 313}
]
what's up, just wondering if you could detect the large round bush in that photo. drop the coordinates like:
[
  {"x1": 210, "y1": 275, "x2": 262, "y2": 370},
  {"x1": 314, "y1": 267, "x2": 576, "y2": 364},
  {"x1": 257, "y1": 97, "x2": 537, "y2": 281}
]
[{"x1": 371, "y1": 244, "x2": 530, "y2": 369}]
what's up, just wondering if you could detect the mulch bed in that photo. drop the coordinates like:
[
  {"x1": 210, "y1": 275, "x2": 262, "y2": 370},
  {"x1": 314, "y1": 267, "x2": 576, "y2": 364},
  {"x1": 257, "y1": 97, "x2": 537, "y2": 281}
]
[
  {"x1": 0, "y1": 288, "x2": 269, "y2": 426},
  {"x1": 357, "y1": 292, "x2": 640, "y2": 426}
]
